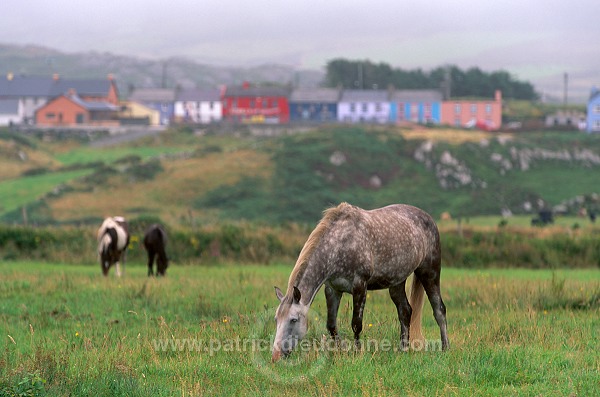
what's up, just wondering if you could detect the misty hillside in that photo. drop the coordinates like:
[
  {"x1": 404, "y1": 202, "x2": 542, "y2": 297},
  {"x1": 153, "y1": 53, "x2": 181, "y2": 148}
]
[{"x1": 0, "y1": 43, "x2": 324, "y2": 96}]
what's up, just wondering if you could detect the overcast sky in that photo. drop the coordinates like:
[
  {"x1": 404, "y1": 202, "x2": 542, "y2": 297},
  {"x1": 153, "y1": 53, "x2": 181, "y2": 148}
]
[{"x1": 2, "y1": 0, "x2": 599, "y2": 102}]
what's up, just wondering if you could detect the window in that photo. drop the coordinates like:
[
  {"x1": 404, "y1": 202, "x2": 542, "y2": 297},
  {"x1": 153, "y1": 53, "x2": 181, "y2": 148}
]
[
  {"x1": 454, "y1": 104, "x2": 461, "y2": 114},
  {"x1": 375, "y1": 103, "x2": 382, "y2": 112},
  {"x1": 594, "y1": 104, "x2": 600, "y2": 114},
  {"x1": 470, "y1": 104, "x2": 477, "y2": 114},
  {"x1": 361, "y1": 103, "x2": 368, "y2": 112},
  {"x1": 76, "y1": 113, "x2": 84, "y2": 124},
  {"x1": 485, "y1": 104, "x2": 492, "y2": 114},
  {"x1": 350, "y1": 103, "x2": 356, "y2": 113},
  {"x1": 46, "y1": 112, "x2": 55, "y2": 119}
]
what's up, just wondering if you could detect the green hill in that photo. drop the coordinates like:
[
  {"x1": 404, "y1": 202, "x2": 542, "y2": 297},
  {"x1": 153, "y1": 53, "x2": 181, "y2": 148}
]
[{"x1": 1, "y1": 126, "x2": 600, "y2": 227}]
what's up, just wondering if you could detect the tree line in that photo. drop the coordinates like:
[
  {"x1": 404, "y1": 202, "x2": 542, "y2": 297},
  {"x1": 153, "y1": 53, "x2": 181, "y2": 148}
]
[{"x1": 324, "y1": 59, "x2": 538, "y2": 100}]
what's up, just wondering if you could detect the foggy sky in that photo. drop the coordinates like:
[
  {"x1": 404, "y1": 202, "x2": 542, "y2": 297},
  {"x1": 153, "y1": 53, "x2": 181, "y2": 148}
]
[{"x1": 2, "y1": 0, "x2": 599, "y2": 102}]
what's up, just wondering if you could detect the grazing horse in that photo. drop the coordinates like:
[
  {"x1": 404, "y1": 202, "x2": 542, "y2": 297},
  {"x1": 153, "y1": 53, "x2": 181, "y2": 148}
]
[
  {"x1": 143, "y1": 224, "x2": 169, "y2": 276},
  {"x1": 97, "y1": 216, "x2": 130, "y2": 277},
  {"x1": 272, "y1": 202, "x2": 449, "y2": 361}
]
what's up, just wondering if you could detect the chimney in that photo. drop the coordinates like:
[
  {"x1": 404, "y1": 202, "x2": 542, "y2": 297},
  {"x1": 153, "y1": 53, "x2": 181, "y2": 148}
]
[
  {"x1": 67, "y1": 88, "x2": 76, "y2": 97},
  {"x1": 53, "y1": 73, "x2": 60, "y2": 81},
  {"x1": 107, "y1": 73, "x2": 114, "y2": 81},
  {"x1": 494, "y1": 90, "x2": 502, "y2": 102},
  {"x1": 242, "y1": 81, "x2": 250, "y2": 89},
  {"x1": 6, "y1": 72, "x2": 13, "y2": 81}
]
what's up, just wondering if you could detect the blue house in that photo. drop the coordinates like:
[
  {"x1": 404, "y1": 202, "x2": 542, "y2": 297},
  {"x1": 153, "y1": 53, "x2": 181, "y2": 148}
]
[
  {"x1": 129, "y1": 88, "x2": 176, "y2": 125},
  {"x1": 587, "y1": 88, "x2": 600, "y2": 133},
  {"x1": 289, "y1": 88, "x2": 340, "y2": 122},
  {"x1": 390, "y1": 90, "x2": 443, "y2": 124}
]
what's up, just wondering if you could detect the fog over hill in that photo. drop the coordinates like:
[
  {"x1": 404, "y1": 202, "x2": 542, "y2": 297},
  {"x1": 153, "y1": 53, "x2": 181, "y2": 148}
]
[{"x1": 0, "y1": 43, "x2": 324, "y2": 97}]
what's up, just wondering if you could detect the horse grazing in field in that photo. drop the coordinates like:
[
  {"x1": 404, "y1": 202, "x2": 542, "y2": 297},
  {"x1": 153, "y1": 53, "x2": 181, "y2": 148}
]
[
  {"x1": 143, "y1": 224, "x2": 169, "y2": 276},
  {"x1": 97, "y1": 216, "x2": 130, "y2": 277},
  {"x1": 272, "y1": 202, "x2": 449, "y2": 361}
]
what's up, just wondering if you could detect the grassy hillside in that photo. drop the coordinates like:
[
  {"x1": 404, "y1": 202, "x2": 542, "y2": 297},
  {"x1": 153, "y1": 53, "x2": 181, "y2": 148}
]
[{"x1": 1, "y1": 126, "x2": 600, "y2": 227}]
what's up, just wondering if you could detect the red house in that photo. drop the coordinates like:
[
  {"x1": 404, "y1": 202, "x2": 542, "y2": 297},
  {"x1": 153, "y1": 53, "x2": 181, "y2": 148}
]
[
  {"x1": 222, "y1": 83, "x2": 290, "y2": 124},
  {"x1": 35, "y1": 90, "x2": 119, "y2": 126}
]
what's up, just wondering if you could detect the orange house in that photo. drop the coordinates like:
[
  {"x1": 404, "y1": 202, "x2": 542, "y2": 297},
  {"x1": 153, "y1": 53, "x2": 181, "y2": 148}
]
[
  {"x1": 35, "y1": 90, "x2": 119, "y2": 126},
  {"x1": 441, "y1": 90, "x2": 502, "y2": 131}
]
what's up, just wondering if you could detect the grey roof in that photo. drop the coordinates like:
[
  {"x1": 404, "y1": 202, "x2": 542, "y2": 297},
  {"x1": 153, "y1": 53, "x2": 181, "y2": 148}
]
[
  {"x1": 49, "y1": 79, "x2": 115, "y2": 97},
  {"x1": 392, "y1": 89, "x2": 443, "y2": 102},
  {"x1": 340, "y1": 89, "x2": 390, "y2": 102},
  {"x1": 290, "y1": 88, "x2": 340, "y2": 103},
  {"x1": 0, "y1": 75, "x2": 55, "y2": 97},
  {"x1": 0, "y1": 75, "x2": 116, "y2": 98},
  {"x1": 129, "y1": 88, "x2": 176, "y2": 102},
  {"x1": 176, "y1": 88, "x2": 221, "y2": 102},
  {"x1": 224, "y1": 85, "x2": 290, "y2": 97},
  {"x1": 0, "y1": 99, "x2": 19, "y2": 113}
]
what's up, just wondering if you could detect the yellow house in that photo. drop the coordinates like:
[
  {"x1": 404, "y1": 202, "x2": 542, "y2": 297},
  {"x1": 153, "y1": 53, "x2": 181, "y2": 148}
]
[{"x1": 119, "y1": 101, "x2": 161, "y2": 126}]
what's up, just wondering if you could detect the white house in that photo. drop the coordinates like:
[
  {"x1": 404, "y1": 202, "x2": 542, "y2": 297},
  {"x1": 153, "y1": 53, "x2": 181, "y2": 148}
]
[
  {"x1": 174, "y1": 88, "x2": 222, "y2": 124},
  {"x1": 337, "y1": 90, "x2": 391, "y2": 124},
  {"x1": 0, "y1": 99, "x2": 23, "y2": 126}
]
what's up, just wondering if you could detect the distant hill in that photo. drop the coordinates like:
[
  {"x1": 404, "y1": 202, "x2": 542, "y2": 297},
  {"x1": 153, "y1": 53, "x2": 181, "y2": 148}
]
[{"x1": 0, "y1": 43, "x2": 325, "y2": 98}]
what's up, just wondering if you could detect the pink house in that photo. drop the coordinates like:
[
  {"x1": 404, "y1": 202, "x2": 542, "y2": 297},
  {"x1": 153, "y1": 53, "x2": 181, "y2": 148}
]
[{"x1": 441, "y1": 90, "x2": 502, "y2": 131}]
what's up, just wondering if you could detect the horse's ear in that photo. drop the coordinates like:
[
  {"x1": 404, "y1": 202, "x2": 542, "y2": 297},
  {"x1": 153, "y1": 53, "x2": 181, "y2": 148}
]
[
  {"x1": 274, "y1": 286, "x2": 285, "y2": 302},
  {"x1": 293, "y1": 286, "x2": 301, "y2": 304}
]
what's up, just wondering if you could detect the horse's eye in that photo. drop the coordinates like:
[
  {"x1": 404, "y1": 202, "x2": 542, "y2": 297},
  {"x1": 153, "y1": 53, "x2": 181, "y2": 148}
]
[{"x1": 290, "y1": 318, "x2": 298, "y2": 324}]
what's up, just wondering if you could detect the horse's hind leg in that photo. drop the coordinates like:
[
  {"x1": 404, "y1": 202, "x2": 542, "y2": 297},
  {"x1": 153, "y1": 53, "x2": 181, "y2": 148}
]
[
  {"x1": 324, "y1": 284, "x2": 343, "y2": 338},
  {"x1": 147, "y1": 250, "x2": 156, "y2": 276},
  {"x1": 389, "y1": 280, "x2": 412, "y2": 351},
  {"x1": 414, "y1": 268, "x2": 450, "y2": 351}
]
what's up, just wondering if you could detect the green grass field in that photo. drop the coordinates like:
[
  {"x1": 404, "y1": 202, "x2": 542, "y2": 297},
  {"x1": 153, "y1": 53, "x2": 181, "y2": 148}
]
[
  {"x1": 0, "y1": 170, "x2": 92, "y2": 215},
  {"x1": 1, "y1": 262, "x2": 598, "y2": 396}
]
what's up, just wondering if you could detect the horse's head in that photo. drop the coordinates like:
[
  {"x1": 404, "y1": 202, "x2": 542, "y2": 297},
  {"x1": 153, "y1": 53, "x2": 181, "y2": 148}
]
[{"x1": 272, "y1": 286, "x2": 308, "y2": 362}]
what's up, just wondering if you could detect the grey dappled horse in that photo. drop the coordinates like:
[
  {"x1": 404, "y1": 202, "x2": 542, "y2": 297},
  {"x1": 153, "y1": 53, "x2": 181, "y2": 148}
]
[{"x1": 273, "y1": 202, "x2": 449, "y2": 361}]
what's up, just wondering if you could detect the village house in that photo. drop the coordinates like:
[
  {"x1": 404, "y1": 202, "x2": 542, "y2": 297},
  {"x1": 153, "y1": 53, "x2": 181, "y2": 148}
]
[
  {"x1": 587, "y1": 88, "x2": 600, "y2": 133},
  {"x1": 545, "y1": 110, "x2": 586, "y2": 130},
  {"x1": 35, "y1": 89, "x2": 119, "y2": 127},
  {"x1": 289, "y1": 88, "x2": 340, "y2": 123},
  {"x1": 440, "y1": 90, "x2": 502, "y2": 131},
  {"x1": 391, "y1": 89, "x2": 443, "y2": 124},
  {"x1": 0, "y1": 73, "x2": 119, "y2": 126},
  {"x1": 337, "y1": 89, "x2": 391, "y2": 124},
  {"x1": 174, "y1": 88, "x2": 223, "y2": 124},
  {"x1": 128, "y1": 88, "x2": 176, "y2": 125},
  {"x1": 222, "y1": 83, "x2": 290, "y2": 124},
  {"x1": 119, "y1": 101, "x2": 161, "y2": 126}
]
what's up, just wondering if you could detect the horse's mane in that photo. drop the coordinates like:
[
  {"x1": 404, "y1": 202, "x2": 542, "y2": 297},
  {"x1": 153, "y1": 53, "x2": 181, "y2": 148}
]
[{"x1": 286, "y1": 202, "x2": 356, "y2": 293}]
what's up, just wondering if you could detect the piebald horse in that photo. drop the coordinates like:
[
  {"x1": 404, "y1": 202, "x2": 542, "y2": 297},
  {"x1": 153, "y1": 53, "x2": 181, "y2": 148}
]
[
  {"x1": 273, "y1": 202, "x2": 449, "y2": 361},
  {"x1": 143, "y1": 224, "x2": 169, "y2": 276},
  {"x1": 97, "y1": 216, "x2": 130, "y2": 277}
]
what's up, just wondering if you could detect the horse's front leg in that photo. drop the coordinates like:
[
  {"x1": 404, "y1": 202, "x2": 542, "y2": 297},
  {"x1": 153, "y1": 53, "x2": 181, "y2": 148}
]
[
  {"x1": 324, "y1": 284, "x2": 343, "y2": 339},
  {"x1": 351, "y1": 280, "x2": 367, "y2": 348}
]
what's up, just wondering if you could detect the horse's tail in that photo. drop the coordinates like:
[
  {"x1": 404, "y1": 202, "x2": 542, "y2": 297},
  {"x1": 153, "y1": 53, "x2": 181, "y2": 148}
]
[{"x1": 409, "y1": 274, "x2": 425, "y2": 344}]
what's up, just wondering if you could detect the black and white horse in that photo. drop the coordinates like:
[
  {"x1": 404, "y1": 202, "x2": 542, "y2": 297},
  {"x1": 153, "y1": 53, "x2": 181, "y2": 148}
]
[
  {"x1": 143, "y1": 224, "x2": 169, "y2": 276},
  {"x1": 97, "y1": 216, "x2": 130, "y2": 277}
]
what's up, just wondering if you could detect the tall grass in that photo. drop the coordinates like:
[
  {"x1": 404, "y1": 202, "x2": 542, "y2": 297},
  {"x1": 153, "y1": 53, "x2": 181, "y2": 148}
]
[{"x1": 1, "y1": 263, "x2": 598, "y2": 396}]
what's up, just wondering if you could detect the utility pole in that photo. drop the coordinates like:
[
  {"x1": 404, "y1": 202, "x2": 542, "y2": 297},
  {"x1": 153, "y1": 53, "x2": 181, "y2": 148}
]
[{"x1": 563, "y1": 72, "x2": 568, "y2": 107}]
